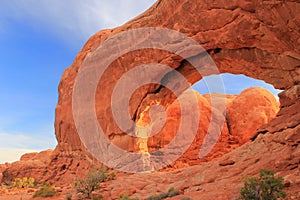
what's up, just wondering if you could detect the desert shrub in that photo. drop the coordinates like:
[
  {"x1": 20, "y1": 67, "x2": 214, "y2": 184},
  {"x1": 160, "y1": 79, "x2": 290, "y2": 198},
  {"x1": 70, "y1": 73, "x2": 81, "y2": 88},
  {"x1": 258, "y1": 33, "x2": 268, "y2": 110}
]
[
  {"x1": 147, "y1": 188, "x2": 180, "y2": 200},
  {"x1": 239, "y1": 169, "x2": 286, "y2": 200},
  {"x1": 12, "y1": 177, "x2": 35, "y2": 188},
  {"x1": 118, "y1": 194, "x2": 138, "y2": 200},
  {"x1": 74, "y1": 167, "x2": 115, "y2": 199},
  {"x1": 33, "y1": 183, "x2": 57, "y2": 198},
  {"x1": 107, "y1": 172, "x2": 116, "y2": 181},
  {"x1": 167, "y1": 187, "x2": 180, "y2": 197}
]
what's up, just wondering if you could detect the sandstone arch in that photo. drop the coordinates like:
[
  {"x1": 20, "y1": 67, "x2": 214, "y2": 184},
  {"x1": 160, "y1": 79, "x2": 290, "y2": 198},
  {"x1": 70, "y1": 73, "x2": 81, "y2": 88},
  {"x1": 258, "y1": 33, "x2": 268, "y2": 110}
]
[
  {"x1": 55, "y1": 0, "x2": 299, "y2": 156},
  {"x1": 2, "y1": 0, "x2": 299, "y2": 197},
  {"x1": 3, "y1": 0, "x2": 298, "y2": 185}
]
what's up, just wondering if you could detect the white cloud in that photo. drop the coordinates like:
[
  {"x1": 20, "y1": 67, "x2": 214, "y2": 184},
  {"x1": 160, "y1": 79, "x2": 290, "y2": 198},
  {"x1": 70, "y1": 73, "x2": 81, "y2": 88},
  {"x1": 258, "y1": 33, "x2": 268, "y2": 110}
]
[
  {"x1": 0, "y1": 132, "x2": 56, "y2": 149},
  {"x1": 0, "y1": 132, "x2": 56, "y2": 163},
  {"x1": 0, "y1": 0, "x2": 157, "y2": 45},
  {"x1": 0, "y1": 148, "x2": 38, "y2": 164}
]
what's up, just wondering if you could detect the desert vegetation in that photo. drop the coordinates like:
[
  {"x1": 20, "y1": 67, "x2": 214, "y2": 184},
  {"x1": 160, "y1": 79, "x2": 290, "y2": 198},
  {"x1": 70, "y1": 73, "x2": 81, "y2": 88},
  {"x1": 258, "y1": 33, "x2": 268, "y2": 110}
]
[
  {"x1": 74, "y1": 167, "x2": 115, "y2": 199},
  {"x1": 146, "y1": 187, "x2": 180, "y2": 200},
  {"x1": 12, "y1": 177, "x2": 36, "y2": 188},
  {"x1": 33, "y1": 183, "x2": 57, "y2": 198},
  {"x1": 239, "y1": 169, "x2": 286, "y2": 200},
  {"x1": 0, "y1": 177, "x2": 36, "y2": 195},
  {"x1": 0, "y1": 177, "x2": 57, "y2": 198}
]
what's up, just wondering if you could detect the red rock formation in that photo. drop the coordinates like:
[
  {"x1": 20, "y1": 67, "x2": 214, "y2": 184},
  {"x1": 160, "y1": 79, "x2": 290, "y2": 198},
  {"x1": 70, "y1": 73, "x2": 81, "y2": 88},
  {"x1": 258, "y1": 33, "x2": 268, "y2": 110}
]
[
  {"x1": 147, "y1": 88, "x2": 279, "y2": 169},
  {"x1": 0, "y1": 163, "x2": 10, "y2": 183},
  {"x1": 54, "y1": 0, "x2": 300, "y2": 159},
  {"x1": 2, "y1": 0, "x2": 300, "y2": 198},
  {"x1": 96, "y1": 126, "x2": 300, "y2": 199},
  {"x1": 227, "y1": 87, "x2": 280, "y2": 144},
  {"x1": 1, "y1": 88, "x2": 280, "y2": 184},
  {"x1": 1, "y1": 150, "x2": 52, "y2": 184}
]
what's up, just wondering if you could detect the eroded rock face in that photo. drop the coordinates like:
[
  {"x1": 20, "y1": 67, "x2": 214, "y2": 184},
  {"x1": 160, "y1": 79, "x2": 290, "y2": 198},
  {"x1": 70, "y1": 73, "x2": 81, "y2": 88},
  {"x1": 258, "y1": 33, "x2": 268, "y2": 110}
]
[
  {"x1": 1, "y1": 149, "x2": 100, "y2": 185},
  {"x1": 1, "y1": 150, "x2": 52, "y2": 184},
  {"x1": 148, "y1": 88, "x2": 279, "y2": 168},
  {"x1": 2, "y1": 0, "x2": 300, "y2": 198},
  {"x1": 227, "y1": 88, "x2": 280, "y2": 144},
  {"x1": 97, "y1": 127, "x2": 300, "y2": 200},
  {"x1": 1, "y1": 88, "x2": 280, "y2": 183},
  {"x1": 55, "y1": 0, "x2": 300, "y2": 157},
  {"x1": 52, "y1": 0, "x2": 299, "y2": 175},
  {"x1": 51, "y1": 0, "x2": 299, "y2": 197},
  {"x1": 0, "y1": 163, "x2": 10, "y2": 183}
]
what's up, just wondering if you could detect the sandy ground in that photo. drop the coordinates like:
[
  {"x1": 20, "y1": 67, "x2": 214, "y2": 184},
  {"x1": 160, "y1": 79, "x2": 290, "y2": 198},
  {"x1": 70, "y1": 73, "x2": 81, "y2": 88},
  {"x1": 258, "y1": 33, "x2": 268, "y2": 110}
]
[
  {"x1": 0, "y1": 193, "x2": 63, "y2": 200},
  {"x1": 0, "y1": 193, "x2": 32, "y2": 200}
]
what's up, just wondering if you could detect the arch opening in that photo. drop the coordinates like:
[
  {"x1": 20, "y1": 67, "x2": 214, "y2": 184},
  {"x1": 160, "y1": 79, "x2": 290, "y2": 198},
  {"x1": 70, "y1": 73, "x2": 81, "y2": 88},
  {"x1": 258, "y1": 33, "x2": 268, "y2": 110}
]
[
  {"x1": 192, "y1": 73, "x2": 283, "y2": 101},
  {"x1": 147, "y1": 73, "x2": 283, "y2": 168}
]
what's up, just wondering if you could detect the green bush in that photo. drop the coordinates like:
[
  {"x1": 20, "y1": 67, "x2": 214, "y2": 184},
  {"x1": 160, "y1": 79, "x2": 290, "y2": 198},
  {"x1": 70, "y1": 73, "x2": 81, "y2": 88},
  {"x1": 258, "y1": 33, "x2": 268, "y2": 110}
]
[
  {"x1": 239, "y1": 169, "x2": 286, "y2": 200},
  {"x1": 147, "y1": 188, "x2": 180, "y2": 200},
  {"x1": 74, "y1": 167, "x2": 115, "y2": 199},
  {"x1": 107, "y1": 172, "x2": 116, "y2": 181},
  {"x1": 33, "y1": 183, "x2": 57, "y2": 198}
]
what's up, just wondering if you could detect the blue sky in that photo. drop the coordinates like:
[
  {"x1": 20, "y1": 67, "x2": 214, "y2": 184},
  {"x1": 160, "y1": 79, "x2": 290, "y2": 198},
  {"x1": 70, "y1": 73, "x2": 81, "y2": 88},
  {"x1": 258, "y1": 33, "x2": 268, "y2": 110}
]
[
  {"x1": 0, "y1": 0, "x2": 281, "y2": 163},
  {"x1": 192, "y1": 74, "x2": 282, "y2": 97}
]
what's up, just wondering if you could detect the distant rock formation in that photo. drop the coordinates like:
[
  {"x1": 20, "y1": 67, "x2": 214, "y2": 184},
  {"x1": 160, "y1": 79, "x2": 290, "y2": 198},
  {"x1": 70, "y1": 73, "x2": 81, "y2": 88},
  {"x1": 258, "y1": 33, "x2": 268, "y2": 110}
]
[
  {"x1": 1, "y1": 150, "x2": 52, "y2": 184},
  {"x1": 0, "y1": 163, "x2": 10, "y2": 183}
]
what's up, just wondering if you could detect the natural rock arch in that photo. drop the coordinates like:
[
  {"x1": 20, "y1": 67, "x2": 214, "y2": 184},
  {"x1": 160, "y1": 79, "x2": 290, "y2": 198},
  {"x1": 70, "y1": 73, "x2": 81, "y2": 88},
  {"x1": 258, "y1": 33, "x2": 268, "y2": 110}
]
[
  {"x1": 55, "y1": 0, "x2": 299, "y2": 152},
  {"x1": 2, "y1": 1, "x2": 299, "y2": 196},
  {"x1": 23, "y1": 0, "x2": 296, "y2": 185}
]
